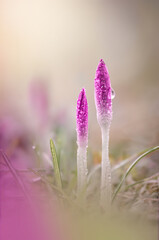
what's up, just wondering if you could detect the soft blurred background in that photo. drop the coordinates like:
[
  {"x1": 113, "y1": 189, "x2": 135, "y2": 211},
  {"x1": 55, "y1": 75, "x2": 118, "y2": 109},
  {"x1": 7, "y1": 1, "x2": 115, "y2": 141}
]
[
  {"x1": 0, "y1": 1, "x2": 159, "y2": 239},
  {"x1": 0, "y1": 0, "x2": 159, "y2": 153}
]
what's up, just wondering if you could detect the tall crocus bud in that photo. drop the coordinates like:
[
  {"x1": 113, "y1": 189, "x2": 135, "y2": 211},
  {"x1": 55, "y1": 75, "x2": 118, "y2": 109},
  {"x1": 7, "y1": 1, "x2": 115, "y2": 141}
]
[
  {"x1": 94, "y1": 59, "x2": 113, "y2": 210},
  {"x1": 95, "y1": 59, "x2": 112, "y2": 126},
  {"x1": 76, "y1": 88, "x2": 88, "y2": 193}
]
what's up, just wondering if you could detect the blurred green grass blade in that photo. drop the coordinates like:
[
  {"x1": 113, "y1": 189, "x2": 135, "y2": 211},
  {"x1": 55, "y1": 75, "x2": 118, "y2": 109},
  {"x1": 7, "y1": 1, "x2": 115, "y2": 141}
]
[
  {"x1": 112, "y1": 146, "x2": 159, "y2": 203},
  {"x1": 125, "y1": 172, "x2": 159, "y2": 190},
  {"x1": 50, "y1": 139, "x2": 62, "y2": 189}
]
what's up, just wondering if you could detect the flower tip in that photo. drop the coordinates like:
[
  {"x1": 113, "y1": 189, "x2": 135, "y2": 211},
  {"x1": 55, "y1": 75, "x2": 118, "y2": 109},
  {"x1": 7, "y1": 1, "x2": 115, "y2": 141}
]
[
  {"x1": 98, "y1": 59, "x2": 107, "y2": 70},
  {"x1": 78, "y1": 88, "x2": 86, "y2": 102},
  {"x1": 100, "y1": 58, "x2": 104, "y2": 63},
  {"x1": 96, "y1": 59, "x2": 109, "y2": 77},
  {"x1": 81, "y1": 88, "x2": 85, "y2": 95}
]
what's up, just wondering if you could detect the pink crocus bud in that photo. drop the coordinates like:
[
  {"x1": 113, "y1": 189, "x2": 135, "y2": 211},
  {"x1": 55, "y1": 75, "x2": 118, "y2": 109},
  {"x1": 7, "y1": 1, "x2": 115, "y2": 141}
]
[
  {"x1": 76, "y1": 88, "x2": 88, "y2": 148},
  {"x1": 76, "y1": 88, "x2": 88, "y2": 194},
  {"x1": 94, "y1": 59, "x2": 112, "y2": 126}
]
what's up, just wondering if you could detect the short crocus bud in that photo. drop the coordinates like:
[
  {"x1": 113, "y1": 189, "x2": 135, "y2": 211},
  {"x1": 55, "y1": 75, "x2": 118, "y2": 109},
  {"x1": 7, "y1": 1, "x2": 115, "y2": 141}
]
[
  {"x1": 76, "y1": 88, "x2": 88, "y2": 148},
  {"x1": 94, "y1": 59, "x2": 112, "y2": 127},
  {"x1": 94, "y1": 59, "x2": 114, "y2": 210},
  {"x1": 76, "y1": 88, "x2": 88, "y2": 194}
]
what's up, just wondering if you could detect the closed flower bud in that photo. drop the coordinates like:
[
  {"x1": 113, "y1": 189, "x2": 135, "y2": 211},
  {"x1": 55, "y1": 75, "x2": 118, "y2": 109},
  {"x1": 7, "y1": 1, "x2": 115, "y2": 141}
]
[
  {"x1": 76, "y1": 88, "x2": 88, "y2": 147},
  {"x1": 94, "y1": 59, "x2": 112, "y2": 126}
]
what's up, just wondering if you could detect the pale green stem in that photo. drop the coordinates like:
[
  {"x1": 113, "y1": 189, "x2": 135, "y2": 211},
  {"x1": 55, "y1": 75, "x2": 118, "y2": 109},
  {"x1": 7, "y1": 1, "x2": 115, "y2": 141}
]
[
  {"x1": 100, "y1": 126, "x2": 111, "y2": 210},
  {"x1": 77, "y1": 145, "x2": 88, "y2": 194}
]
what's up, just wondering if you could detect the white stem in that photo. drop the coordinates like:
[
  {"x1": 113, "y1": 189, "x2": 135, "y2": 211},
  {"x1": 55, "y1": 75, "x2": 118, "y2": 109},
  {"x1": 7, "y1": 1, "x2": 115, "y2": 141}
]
[
  {"x1": 100, "y1": 126, "x2": 111, "y2": 210},
  {"x1": 77, "y1": 145, "x2": 88, "y2": 194}
]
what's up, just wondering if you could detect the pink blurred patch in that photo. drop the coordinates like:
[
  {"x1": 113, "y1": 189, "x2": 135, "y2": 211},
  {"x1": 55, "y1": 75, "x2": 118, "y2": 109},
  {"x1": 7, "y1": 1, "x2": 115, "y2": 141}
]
[{"x1": 29, "y1": 80, "x2": 49, "y2": 128}]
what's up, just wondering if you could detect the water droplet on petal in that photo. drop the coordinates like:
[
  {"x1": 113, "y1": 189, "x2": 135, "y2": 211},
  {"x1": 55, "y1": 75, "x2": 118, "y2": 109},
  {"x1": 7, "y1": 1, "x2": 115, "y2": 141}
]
[
  {"x1": 32, "y1": 145, "x2": 36, "y2": 150},
  {"x1": 111, "y1": 88, "x2": 115, "y2": 99}
]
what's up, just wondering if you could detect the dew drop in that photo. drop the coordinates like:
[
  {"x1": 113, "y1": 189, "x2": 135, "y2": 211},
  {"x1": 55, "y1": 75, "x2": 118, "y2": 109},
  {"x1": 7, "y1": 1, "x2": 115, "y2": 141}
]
[{"x1": 111, "y1": 88, "x2": 115, "y2": 99}]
